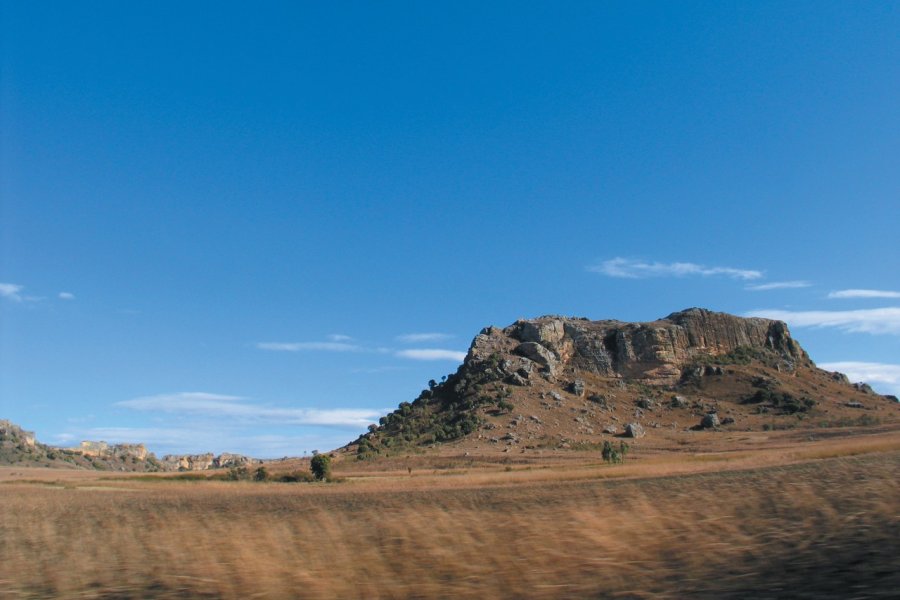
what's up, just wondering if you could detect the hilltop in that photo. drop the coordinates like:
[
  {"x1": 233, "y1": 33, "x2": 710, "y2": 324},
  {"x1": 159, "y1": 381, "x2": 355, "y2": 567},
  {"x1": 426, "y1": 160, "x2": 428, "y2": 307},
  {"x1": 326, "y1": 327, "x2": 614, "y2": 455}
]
[{"x1": 347, "y1": 308, "x2": 899, "y2": 459}]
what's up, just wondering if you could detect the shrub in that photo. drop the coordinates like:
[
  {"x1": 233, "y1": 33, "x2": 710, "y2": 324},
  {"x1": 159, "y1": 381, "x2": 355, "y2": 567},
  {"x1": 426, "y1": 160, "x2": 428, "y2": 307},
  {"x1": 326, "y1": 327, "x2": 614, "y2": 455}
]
[
  {"x1": 602, "y1": 441, "x2": 629, "y2": 464},
  {"x1": 253, "y1": 466, "x2": 269, "y2": 482},
  {"x1": 310, "y1": 454, "x2": 332, "y2": 481},
  {"x1": 226, "y1": 466, "x2": 249, "y2": 481}
]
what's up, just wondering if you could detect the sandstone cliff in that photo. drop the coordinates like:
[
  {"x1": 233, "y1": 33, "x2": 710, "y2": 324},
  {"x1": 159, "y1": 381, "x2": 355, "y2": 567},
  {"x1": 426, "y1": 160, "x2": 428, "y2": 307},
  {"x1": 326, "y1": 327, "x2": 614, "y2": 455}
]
[{"x1": 468, "y1": 307, "x2": 809, "y2": 385}]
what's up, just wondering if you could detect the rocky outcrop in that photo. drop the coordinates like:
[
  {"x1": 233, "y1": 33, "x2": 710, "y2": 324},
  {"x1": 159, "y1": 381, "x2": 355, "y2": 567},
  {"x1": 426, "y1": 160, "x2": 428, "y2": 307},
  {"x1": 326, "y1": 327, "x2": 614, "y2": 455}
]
[
  {"x1": 466, "y1": 308, "x2": 811, "y2": 386},
  {"x1": 161, "y1": 452, "x2": 258, "y2": 471},
  {"x1": 73, "y1": 441, "x2": 149, "y2": 461},
  {"x1": 0, "y1": 420, "x2": 35, "y2": 448}
]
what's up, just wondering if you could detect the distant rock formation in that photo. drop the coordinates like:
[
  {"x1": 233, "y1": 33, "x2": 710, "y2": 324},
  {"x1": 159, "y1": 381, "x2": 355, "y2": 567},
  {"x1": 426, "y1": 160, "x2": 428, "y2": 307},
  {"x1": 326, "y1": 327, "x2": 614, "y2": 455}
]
[
  {"x1": 72, "y1": 440, "x2": 150, "y2": 461},
  {"x1": 0, "y1": 419, "x2": 36, "y2": 449},
  {"x1": 161, "y1": 452, "x2": 258, "y2": 471}
]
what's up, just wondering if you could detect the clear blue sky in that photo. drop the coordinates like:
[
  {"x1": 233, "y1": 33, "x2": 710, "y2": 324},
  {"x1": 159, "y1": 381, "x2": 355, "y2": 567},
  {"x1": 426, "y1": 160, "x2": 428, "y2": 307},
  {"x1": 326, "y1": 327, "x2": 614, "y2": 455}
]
[{"x1": 2, "y1": 1, "x2": 898, "y2": 457}]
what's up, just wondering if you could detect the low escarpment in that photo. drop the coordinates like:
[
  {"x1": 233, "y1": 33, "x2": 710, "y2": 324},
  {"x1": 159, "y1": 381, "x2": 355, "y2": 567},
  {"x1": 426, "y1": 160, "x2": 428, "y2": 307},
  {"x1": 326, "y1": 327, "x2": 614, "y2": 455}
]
[{"x1": 349, "y1": 308, "x2": 898, "y2": 458}]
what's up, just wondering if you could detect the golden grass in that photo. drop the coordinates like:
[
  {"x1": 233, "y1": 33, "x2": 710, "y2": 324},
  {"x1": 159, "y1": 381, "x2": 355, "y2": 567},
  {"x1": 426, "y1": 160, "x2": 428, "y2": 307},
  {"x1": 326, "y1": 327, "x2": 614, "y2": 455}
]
[{"x1": 2, "y1": 433, "x2": 899, "y2": 599}]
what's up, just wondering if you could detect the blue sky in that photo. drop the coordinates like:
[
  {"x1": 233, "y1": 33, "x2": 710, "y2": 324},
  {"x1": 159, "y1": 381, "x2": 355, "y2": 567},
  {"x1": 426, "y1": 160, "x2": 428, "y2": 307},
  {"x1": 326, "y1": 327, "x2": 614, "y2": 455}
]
[{"x1": 1, "y1": 2, "x2": 898, "y2": 457}]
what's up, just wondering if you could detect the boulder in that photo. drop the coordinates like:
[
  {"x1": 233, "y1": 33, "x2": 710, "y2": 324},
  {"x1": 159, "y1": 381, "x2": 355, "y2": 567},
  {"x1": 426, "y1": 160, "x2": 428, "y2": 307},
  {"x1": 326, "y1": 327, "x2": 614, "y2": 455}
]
[
  {"x1": 568, "y1": 379, "x2": 586, "y2": 397},
  {"x1": 636, "y1": 397, "x2": 655, "y2": 410},
  {"x1": 602, "y1": 425, "x2": 618, "y2": 435},
  {"x1": 624, "y1": 423, "x2": 645, "y2": 438},
  {"x1": 506, "y1": 372, "x2": 530, "y2": 387},
  {"x1": 513, "y1": 342, "x2": 558, "y2": 373},
  {"x1": 670, "y1": 395, "x2": 688, "y2": 408}
]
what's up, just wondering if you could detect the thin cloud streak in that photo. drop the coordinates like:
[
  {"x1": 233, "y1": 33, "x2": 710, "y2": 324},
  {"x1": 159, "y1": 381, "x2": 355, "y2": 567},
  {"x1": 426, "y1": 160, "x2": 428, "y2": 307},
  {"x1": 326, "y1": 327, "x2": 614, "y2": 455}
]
[
  {"x1": 395, "y1": 349, "x2": 467, "y2": 361},
  {"x1": 256, "y1": 341, "x2": 362, "y2": 352},
  {"x1": 58, "y1": 292, "x2": 75, "y2": 300},
  {"x1": 828, "y1": 289, "x2": 900, "y2": 299},
  {"x1": 746, "y1": 307, "x2": 900, "y2": 335},
  {"x1": 818, "y1": 361, "x2": 900, "y2": 396},
  {"x1": 588, "y1": 258, "x2": 762, "y2": 280},
  {"x1": 0, "y1": 283, "x2": 24, "y2": 302},
  {"x1": 116, "y1": 392, "x2": 382, "y2": 427},
  {"x1": 396, "y1": 332, "x2": 454, "y2": 343},
  {"x1": 746, "y1": 281, "x2": 811, "y2": 291}
]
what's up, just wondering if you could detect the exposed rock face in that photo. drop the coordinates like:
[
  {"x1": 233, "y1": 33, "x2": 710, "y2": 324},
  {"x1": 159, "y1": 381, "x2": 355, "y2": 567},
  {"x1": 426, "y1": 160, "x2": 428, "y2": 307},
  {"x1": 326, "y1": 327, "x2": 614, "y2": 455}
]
[
  {"x1": 467, "y1": 308, "x2": 810, "y2": 386},
  {"x1": 0, "y1": 420, "x2": 35, "y2": 448},
  {"x1": 161, "y1": 452, "x2": 257, "y2": 471},
  {"x1": 74, "y1": 441, "x2": 149, "y2": 461}
]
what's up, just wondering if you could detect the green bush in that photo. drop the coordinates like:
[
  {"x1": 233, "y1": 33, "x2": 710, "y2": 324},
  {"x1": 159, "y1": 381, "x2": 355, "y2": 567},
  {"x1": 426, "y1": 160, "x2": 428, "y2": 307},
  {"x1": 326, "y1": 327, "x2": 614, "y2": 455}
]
[
  {"x1": 253, "y1": 466, "x2": 269, "y2": 482},
  {"x1": 226, "y1": 466, "x2": 249, "y2": 481},
  {"x1": 310, "y1": 454, "x2": 332, "y2": 481}
]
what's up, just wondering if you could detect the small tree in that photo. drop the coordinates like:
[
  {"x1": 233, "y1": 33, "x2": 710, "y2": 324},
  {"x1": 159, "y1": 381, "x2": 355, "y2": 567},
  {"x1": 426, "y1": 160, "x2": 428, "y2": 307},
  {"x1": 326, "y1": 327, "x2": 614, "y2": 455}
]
[
  {"x1": 602, "y1": 441, "x2": 630, "y2": 464},
  {"x1": 253, "y1": 466, "x2": 269, "y2": 482},
  {"x1": 310, "y1": 454, "x2": 332, "y2": 481}
]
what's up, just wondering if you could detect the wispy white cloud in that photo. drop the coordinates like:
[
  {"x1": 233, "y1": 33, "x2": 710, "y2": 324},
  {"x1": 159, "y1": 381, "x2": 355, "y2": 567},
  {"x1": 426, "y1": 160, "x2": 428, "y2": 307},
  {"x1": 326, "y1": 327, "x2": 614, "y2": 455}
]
[
  {"x1": 746, "y1": 281, "x2": 812, "y2": 291},
  {"x1": 351, "y1": 366, "x2": 408, "y2": 374},
  {"x1": 327, "y1": 333, "x2": 353, "y2": 342},
  {"x1": 828, "y1": 289, "x2": 900, "y2": 299},
  {"x1": 256, "y1": 341, "x2": 362, "y2": 352},
  {"x1": 818, "y1": 362, "x2": 900, "y2": 396},
  {"x1": 588, "y1": 257, "x2": 762, "y2": 280},
  {"x1": 116, "y1": 392, "x2": 382, "y2": 428},
  {"x1": 51, "y1": 427, "x2": 358, "y2": 459},
  {"x1": 396, "y1": 332, "x2": 454, "y2": 343},
  {"x1": 746, "y1": 307, "x2": 900, "y2": 335},
  {"x1": 0, "y1": 283, "x2": 24, "y2": 302},
  {"x1": 58, "y1": 292, "x2": 76, "y2": 300},
  {"x1": 395, "y1": 349, "x2": 467, "y2": 361}
]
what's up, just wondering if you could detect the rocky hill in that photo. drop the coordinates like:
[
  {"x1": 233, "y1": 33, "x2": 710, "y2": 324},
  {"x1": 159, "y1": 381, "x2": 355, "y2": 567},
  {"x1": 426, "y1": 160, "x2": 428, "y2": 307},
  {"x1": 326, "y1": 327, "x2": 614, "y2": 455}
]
[
  {"x1": 349, "y1": 308, "x2": 899, "y2": 458},
  {"x1": 0, "y1": 420, "x2": 257, "y2": 472},
  {"x1": 0, "y1": 421, "x2": 166, "y2": 471}
]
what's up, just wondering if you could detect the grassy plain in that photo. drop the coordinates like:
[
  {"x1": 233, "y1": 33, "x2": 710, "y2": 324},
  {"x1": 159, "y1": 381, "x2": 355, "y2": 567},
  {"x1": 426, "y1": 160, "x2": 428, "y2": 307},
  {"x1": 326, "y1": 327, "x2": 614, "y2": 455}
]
[{"x1": 1, "y1": 428, "x2": 899, "y2": 599}]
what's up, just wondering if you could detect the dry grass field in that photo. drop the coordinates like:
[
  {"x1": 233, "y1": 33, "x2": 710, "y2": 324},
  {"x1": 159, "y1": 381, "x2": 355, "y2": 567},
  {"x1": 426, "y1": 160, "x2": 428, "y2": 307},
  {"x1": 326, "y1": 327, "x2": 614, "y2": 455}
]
[{"x1": 2, "y1": 429, "x2": 899, "y2": 599}]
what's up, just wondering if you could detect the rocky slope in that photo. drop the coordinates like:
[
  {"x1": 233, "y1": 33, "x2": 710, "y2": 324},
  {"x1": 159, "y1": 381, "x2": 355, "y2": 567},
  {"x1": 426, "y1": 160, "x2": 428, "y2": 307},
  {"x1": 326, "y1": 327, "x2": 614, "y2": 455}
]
[{"x1": 349, "y1": 308, "x2": 899, "y2": 458}]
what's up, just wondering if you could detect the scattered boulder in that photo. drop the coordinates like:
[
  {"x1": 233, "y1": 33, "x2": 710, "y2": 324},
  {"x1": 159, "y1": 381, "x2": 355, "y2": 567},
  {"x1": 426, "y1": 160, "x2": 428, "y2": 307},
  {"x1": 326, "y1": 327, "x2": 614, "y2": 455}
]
[
  {"x1": 830, "y1": 371, "x2": 851, "y2": 384},
  {"x1": 845, "y1": 401, "x2": 864, "y2": 409},
  {"x1": 588, "y1": 394, "x2": 611, "y2": 409},
  {"x1": 568, "y1": 379, "x2": 586, "y2": 397},
  {"x1": 602, "y1": 425, "x2": 618, "y2": 435},
  {"x1": 506, "y1": 372, "x2": 530, "y2": 386},
  {"x1": 721, "y1": 416, "x2": 735, "y2": 425},
  {"x1": 852, "y1": 382, "x2": 875, "y2": 395},
  {"x1": 624, "y1": 423, "x2": 645, "y2": 438},
  {"x1": 636, "y1": 397, "x2": 655, "y2": 410},
  {"x1": 670, "y1": 395, "x2": 688, "y2": 408}
]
